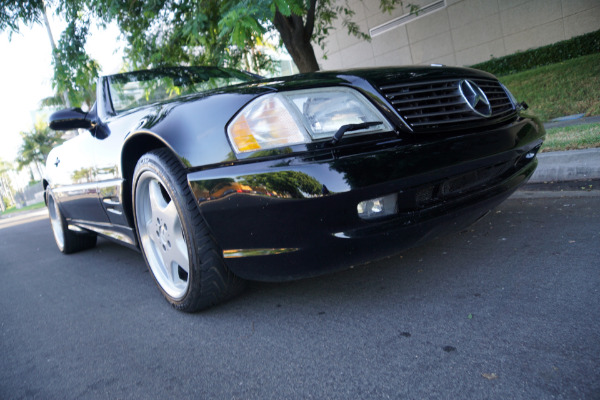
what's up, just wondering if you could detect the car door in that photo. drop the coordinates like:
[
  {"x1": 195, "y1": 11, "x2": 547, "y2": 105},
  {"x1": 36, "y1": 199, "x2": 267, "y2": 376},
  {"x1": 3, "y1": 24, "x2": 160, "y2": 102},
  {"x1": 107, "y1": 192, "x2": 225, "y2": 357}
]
[{"x1": 48, "y1": 130, "x2": 110, "y2": 225}]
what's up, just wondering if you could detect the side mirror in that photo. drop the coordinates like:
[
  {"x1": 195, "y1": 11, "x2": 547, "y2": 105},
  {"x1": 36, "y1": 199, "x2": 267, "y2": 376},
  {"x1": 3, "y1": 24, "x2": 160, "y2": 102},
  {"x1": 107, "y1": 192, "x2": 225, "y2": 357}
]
[{"x1": 48, "y1": 108, "x2": 93, "y2": 131}]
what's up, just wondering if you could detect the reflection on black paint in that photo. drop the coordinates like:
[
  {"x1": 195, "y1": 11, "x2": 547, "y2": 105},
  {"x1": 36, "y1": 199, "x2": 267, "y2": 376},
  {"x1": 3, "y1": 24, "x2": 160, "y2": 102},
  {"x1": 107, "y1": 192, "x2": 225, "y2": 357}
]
[{"x1": 190, "y1": 171, "x2": 325, "y2": 200}]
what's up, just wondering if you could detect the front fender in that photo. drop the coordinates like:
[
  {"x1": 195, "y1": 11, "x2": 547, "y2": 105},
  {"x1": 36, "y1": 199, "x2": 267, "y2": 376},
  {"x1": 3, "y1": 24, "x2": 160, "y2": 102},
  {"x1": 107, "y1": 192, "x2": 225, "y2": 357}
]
[{"x1": 136, "y1": 92, "x2": 264, "y2": 169}]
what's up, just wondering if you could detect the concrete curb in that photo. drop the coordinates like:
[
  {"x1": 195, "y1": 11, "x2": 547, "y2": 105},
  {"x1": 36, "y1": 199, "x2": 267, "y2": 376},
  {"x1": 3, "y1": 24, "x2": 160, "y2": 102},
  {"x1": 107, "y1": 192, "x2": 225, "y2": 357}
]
[
  {"x1": 544, "y1": 115, "x2": 600, "y2": 130},
  {"x1": 510, "y1": 190, "x2": 599, "y2": 199},
  {"x1": 0, "y1": 208, "x2": 48, "y2": 223},
  {"x1": 530, "y1": 148, "x2": 600, "y2": 183}
]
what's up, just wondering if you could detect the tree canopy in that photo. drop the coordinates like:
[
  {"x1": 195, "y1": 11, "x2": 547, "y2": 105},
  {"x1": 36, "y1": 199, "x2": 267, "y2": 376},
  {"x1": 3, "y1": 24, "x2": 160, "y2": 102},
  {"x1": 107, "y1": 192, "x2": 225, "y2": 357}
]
[
  {"x1": 219, "y1": 0, "x2": 410, "y2": 73},
  {"x1": 0, "y1": 0, "x2": 45, "y2": 34},
  {"x1": 1, "y1": 0, "x2": 412, "y2": 105},
  {"x1": 17, "y1": 116, "x2": 64, "y2": 173}
]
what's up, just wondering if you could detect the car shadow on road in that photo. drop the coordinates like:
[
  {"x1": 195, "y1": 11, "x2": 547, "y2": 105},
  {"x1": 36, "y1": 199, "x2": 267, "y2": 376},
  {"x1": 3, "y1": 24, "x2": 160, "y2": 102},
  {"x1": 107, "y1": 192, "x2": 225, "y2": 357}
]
[{"x1": 212, "y1": 215, "x2": 500, "y2": 317}]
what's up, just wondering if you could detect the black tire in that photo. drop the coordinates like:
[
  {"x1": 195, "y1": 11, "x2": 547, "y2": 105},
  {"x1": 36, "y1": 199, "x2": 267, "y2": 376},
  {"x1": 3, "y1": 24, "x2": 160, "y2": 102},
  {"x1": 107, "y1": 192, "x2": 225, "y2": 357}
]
[
  {"x1": 132, "y1": 148, "x2": 245, "y2": 312},
  {"x1": 47, "y1": 189, "x2": 97, "y2": 254}
]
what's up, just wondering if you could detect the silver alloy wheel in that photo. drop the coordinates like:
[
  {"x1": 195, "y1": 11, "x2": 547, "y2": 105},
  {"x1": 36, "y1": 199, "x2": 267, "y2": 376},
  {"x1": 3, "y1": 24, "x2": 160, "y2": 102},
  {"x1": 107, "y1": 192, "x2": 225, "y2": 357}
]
[
  {"x1": 135, "y1": 171, "x2": 190, "y2": 300},
  {"x1": 48, "y1": 193, "x2": 65, "y2": 250}
]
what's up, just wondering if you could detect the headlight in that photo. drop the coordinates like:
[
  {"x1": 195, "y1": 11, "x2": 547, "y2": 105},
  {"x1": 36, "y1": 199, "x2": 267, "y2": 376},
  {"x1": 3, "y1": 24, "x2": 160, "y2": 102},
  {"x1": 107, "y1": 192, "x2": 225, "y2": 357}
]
[{"x1": 227, "y1": 87, "x2": 392, "y2": 153}]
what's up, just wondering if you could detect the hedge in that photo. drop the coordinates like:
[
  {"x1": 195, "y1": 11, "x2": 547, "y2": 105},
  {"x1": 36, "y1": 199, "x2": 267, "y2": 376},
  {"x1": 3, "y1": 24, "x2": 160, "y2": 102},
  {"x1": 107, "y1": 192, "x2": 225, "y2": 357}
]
[{"x1": 471, "y1": 29, "x2": 600, "y2": 76}]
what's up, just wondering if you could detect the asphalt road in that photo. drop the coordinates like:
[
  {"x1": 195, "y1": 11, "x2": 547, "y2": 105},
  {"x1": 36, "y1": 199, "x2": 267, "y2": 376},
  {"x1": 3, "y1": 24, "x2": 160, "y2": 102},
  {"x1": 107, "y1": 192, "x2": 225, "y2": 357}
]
[{"x1": 1, "y1": 185, "x2": 599, "y2": 399}]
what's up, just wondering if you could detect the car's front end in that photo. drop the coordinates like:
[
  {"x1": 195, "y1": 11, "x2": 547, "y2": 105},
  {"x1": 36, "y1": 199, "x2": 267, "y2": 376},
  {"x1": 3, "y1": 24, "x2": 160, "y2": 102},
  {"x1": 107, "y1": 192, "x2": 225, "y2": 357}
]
[
  {"x1": 44, "y1": 64, "x2": 545, "y2": 311},
  {"x1": 186, "y1": 66, "x2": 545, "y2": 281}
]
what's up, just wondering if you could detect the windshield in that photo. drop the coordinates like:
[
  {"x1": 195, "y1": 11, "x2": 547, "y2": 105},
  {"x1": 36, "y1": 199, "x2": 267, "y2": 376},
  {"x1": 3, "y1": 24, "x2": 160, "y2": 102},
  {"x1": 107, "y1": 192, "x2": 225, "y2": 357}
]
[{"x1": 107, "y1": 67, "x2": 258, "y2": 113}]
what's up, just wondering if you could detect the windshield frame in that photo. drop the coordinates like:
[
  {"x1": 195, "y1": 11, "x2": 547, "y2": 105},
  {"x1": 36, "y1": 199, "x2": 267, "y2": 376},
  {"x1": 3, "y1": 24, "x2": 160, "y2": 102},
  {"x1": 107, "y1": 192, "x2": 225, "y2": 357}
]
[{"x1": 105, "y1": 66, "x2": 259, "y2": 115}]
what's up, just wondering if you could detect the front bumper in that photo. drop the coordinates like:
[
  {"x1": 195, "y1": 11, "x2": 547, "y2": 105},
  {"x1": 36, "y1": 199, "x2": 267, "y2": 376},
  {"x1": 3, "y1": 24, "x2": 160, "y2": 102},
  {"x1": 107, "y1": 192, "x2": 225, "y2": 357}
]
[{"x1": 188, "y1": 117, "x2": 544, "y2": 281}]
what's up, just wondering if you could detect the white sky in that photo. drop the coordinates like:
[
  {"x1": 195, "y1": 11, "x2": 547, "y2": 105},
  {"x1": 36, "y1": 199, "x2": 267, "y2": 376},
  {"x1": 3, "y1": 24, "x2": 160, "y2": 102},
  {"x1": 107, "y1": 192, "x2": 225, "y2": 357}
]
[{"x1": 0, "y1": 11, "x2": 124, "y2": 164}]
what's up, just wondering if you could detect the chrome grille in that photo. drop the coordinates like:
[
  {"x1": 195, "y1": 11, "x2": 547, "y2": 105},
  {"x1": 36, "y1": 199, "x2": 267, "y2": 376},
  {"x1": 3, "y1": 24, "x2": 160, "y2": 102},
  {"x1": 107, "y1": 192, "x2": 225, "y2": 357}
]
[{"x1": 379, "y1": 78, "x2": 515, "y2": 131}]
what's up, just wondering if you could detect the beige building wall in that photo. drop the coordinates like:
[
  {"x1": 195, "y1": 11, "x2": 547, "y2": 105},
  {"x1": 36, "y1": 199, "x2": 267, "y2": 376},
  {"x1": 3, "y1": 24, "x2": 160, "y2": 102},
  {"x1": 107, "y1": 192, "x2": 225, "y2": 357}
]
[{"x1": 315, "y1": 0, "x2": 600, "y2": 70}]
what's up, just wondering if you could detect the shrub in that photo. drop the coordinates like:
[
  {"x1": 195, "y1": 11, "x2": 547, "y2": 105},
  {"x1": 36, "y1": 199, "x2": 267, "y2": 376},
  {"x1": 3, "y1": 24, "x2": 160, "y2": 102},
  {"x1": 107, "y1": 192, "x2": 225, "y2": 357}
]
[{"x1": 471, "y1": 29, "x2": 600, "y2": 76}]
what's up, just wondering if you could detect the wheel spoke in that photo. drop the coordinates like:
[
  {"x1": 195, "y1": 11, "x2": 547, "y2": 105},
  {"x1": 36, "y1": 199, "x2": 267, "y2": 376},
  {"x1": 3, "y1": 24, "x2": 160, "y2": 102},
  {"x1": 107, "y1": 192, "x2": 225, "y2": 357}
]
[
  {"x1": 146, "y1": 240, "x2": 166, "y2": 277},
  {"x1": 162, "y1": 200, "x2": 179, "y2": 231},
  {"x1": 146, "y1": 220, "x2": 157, "y2": 242},
  {"x1": 148, "y1": 179, "x2": 168, "y2": 218},
  {"x1": 170, "y1": 239, "x2": 189, "y2": 273},
  {"x1": 162, "y1": 201, "x2": 189, "y2": 281},
  {"x1": 158, "y1": 246, "x2": 173, "y2": 281}
]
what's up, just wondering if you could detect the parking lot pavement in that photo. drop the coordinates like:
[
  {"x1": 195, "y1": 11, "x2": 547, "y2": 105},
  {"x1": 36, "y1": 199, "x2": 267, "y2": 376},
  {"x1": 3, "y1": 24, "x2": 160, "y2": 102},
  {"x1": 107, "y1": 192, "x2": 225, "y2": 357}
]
[{"x1": 1, "y1": 183, "x2": 598, "y2": 399}]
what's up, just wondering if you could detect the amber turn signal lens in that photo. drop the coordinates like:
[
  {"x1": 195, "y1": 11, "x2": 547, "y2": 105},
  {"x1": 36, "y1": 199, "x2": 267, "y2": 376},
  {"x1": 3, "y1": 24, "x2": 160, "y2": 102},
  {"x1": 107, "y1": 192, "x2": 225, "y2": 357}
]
[
  {"x1": 227, "y1": 95, "x2": 308, "y2": 153},
  {"x1": 228, "y1": 114, "x2": 261, "y2": 152}
]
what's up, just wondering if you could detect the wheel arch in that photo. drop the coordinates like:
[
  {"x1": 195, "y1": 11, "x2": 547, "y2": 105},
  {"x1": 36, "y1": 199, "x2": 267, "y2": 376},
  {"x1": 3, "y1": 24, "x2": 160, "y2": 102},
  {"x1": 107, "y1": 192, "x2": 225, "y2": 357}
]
[{"x1": 120, "y1": 131, "x2": 187, "y2": 231}]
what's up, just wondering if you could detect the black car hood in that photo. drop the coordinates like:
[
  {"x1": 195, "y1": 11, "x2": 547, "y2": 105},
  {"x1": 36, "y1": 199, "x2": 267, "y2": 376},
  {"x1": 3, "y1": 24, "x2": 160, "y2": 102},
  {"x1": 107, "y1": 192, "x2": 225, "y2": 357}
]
[{"x1": 233, "y1": 65, "x2": 497, "y2": 92}]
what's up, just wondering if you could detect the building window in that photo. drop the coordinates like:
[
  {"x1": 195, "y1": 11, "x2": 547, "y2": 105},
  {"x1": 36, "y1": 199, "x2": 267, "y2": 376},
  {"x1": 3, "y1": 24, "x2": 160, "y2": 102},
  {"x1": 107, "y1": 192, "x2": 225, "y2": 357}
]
[{"x1": 369, "y1": 0, "x2": 447, "y2": 37}]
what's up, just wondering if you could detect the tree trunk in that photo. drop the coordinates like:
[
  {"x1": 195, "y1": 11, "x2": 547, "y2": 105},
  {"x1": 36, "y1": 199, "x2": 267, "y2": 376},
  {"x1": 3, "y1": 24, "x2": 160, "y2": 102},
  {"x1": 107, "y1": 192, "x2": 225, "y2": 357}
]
[
  {"x1": 2, "y1": 176, "x2": 15, "y2": 205},
  {"x1": 280, "y1": 33, "x2": 320, "y2": 73},
  {"x1": 272, "y1": 2, "x2": 320, "y2": 74},
  {"x1": 0, "y1": 176, "x2": 12, "y2": 210},
  {"x1": 34, "y1": 161, "x2": 44, "y2": 181},
  {"x1": 0, "y1": 180, "x2": 6, "y2": 212},
  {"x1": 42, "y1": 1, "x2": 71, "y2": 107}
]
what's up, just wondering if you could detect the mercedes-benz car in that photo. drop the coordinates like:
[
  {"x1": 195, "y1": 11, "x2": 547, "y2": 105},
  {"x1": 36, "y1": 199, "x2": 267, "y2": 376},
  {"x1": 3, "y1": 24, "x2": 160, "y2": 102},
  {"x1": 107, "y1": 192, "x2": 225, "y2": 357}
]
[{"x1": 45, "y1": 65, "x2": 545, "y2": 312}]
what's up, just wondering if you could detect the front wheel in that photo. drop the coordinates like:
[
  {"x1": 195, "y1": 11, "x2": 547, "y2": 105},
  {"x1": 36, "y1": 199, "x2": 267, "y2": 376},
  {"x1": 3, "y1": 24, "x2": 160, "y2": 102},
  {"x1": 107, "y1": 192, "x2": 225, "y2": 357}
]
[{"x1": 133, "y1": 149, "x2": 244, "y2": 312}]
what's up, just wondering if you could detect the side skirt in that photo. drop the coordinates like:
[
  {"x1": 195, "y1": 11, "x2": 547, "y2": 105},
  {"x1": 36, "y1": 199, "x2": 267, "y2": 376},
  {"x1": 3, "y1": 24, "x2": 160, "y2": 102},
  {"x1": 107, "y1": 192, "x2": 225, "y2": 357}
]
[{"x1": 68, "y1": 219, "x2": 139, "y2": 251}]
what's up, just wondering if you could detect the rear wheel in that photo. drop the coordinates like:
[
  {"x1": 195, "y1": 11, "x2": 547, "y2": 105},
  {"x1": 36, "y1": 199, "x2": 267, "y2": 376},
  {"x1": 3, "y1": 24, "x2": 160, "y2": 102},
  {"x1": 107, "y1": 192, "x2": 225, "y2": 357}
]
[
  {"x1": 47, "y1": 190, "x2": 97, "y2": 254},
  {"x1": 133, "y1": 149, "x2": 244, "y2": 312}
]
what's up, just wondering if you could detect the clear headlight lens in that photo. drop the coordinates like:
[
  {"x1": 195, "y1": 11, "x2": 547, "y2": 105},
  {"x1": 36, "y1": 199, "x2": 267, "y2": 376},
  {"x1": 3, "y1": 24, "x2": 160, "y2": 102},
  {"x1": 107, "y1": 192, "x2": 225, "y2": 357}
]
[
  {"x1": 227, "y1": 88, "x2": 391, "y2": 153},
  {"x1": 282, "y1": 88, "x2": 391, "y2": 139}
]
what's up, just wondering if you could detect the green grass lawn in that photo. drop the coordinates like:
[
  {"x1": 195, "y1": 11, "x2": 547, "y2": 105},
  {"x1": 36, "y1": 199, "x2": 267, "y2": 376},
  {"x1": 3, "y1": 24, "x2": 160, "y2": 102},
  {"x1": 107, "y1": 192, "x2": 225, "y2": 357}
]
[
  {"x1": 499, "y1": 53, "x2": 600, "y2": 122},
  {"x1": 0, "y1": 201, "x2": 46, "y2": 217},
  {"x1": 496, "y1": 53, "x2": 600, "y2": 152},
  {"x1": 542, "y1": 122, "x2": 600, "y2": 152}
]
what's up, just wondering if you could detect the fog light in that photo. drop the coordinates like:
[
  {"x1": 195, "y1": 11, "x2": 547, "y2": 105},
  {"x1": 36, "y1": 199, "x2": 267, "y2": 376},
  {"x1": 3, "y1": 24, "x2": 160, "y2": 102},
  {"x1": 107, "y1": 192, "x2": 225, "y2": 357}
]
[{"x1": 357, "y1": 194, "x2": 398, "y2": 220}]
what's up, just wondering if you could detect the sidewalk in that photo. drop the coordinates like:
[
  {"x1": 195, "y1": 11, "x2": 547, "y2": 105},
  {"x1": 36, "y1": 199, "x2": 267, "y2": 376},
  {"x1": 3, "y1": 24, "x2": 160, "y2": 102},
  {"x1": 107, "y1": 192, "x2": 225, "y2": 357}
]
[
  {"x1": 531, "y1": 148, "x2": 600, "y2": 183},
  {"x1": 530, "y1": 116, "x2": 600, "y2": 183},
  {"x1": 0, "y1": 208, "x2": 48, "y2": 223},
  {"x1": 543, "y1": 115, "x2": 600, "y2": 130}
]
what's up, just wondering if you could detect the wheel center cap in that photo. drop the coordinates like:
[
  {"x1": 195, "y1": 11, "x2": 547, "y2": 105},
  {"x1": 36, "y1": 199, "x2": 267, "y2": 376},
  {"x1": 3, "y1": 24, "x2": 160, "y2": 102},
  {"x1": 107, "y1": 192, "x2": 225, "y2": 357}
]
[{"x1": 160, "y1": 225, "x2": 168, "y2": 243}]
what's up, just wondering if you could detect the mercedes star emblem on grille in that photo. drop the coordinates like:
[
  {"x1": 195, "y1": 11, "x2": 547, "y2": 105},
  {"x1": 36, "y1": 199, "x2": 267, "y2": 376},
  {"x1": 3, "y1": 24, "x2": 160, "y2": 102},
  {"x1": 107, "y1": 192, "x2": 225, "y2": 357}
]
[{"x1": 459, "y1": 80, "x2": 492, "y2": 117}]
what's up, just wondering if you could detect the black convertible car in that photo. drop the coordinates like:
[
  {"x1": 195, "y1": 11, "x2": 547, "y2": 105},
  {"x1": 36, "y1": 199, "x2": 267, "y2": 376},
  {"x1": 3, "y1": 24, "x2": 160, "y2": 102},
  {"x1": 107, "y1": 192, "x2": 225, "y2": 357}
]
[{"x1": 45, "y1": 65, "x2": 544, "y2": 311}]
